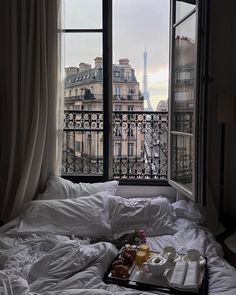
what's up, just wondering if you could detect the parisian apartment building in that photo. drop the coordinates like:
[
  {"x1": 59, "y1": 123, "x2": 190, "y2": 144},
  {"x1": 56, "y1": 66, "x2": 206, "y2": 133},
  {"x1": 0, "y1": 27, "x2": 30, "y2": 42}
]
[{"x1": 64, "y1": 57, "x2": 144, "y2": 162}]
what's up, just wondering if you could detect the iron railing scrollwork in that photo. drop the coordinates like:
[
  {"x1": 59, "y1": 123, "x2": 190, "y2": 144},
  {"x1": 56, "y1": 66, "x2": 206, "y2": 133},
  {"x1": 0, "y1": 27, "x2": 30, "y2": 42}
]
[{"x1": 62, "y1": 110, "x2": 168, "y2": 180}]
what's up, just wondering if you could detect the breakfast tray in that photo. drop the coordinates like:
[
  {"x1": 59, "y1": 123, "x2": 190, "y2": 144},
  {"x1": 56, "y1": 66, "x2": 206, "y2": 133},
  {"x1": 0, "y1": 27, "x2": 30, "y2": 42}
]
[{"x1": 103, "y1": 251, "x2": 208, "y2": 295}]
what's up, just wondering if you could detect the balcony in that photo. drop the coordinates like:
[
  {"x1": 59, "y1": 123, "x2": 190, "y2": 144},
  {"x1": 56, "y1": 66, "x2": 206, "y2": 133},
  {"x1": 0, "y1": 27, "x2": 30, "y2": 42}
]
[
  {"x1": 113, "y1": 94, "x2": 144, "y2": 101},
  {"x1": 62, "y1": 110, "x2": 168, "y2": 181}
]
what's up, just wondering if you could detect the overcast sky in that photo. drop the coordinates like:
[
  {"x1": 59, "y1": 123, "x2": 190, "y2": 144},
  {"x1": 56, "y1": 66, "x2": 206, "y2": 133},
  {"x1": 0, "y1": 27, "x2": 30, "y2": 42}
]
[{"x1": 64, "y1": 0, "x2": 170, "y2": 109}]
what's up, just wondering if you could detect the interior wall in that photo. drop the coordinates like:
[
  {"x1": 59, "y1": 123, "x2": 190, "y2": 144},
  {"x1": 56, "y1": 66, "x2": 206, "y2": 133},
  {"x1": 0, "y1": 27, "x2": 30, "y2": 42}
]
[
  {"x1": 224, "y1": 125, "x2": 236, "y2": 218},
  {"x1": 208, "y1": 0, "x2": 236, "y2": 222}
]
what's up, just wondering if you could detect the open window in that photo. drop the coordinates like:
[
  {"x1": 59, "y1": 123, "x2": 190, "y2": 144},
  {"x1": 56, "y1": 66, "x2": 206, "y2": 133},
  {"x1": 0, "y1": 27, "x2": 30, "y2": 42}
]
[
  {"x1": 168, "y1": 0, "x2": 209, "y2": 202},
  {"x1": 62, "y1": 0, "x2": 170, "y2": 184},
  {"x1": 61, "y1": 0, "x2": 208, "y2": 194}
]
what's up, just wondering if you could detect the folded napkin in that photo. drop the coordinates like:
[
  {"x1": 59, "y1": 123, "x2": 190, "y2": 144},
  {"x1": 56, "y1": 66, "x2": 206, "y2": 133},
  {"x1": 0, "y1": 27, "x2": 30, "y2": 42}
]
[
  {"x1": 183, "y1": 261, "x2": 199, "y2": 289},
  {"x1": 170, "y1": 261, "x2": 188, "y2": 288}
]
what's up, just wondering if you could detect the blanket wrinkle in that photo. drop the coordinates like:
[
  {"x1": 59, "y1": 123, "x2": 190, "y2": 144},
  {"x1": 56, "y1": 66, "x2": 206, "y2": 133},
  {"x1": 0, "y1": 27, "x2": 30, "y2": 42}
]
[{"x1": 0, "y1": 196, "x2": 236, "y2": 295}]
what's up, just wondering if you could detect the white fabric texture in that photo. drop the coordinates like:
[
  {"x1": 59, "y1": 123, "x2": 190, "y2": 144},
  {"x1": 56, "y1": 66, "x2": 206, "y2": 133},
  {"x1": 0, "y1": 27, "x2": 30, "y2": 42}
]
[
  {"x1": 224, "y1": 231, "x2": 236, "y2": 254},
  {"x1": 0, "y1": 197, "x2": 236, "y2": 294},
  {"x1": 16, "y1": 193, "x2": 111, "y2": 237},
  {"x1": 107, "y1": 195, "x2": 176, "y2": 236},
  {"x1": 170, "y1": 261, "x2": 188, "y2": 288},
  {"x1": 172, "y1": 200, "x2": 205, "y2": 224},
  {"x1": 0, "y1": 0, "x2": 63, "y2": 222},
  {"x1": 38, "y1": 176, "x2": 119, "y2": 200},
  {"x1": 183, "y1": 261, "x2": 199, "y2": 289}
]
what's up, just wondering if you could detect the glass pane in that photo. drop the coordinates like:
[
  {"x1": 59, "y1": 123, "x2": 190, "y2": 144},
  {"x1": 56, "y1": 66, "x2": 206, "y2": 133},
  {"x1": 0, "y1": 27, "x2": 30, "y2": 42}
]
[
  {"x1": 62, "y1": 33, "x2": 104, "y2": 176},
  {"x1": 172, "y1": 12, "x2": 196, "y2": 133},
  {"x1": 112, "y1": 112, "x2": 168, "y2": 180},
  {"x1": 62, "y1": 130, "x2": 103, "y2": 175},
  {"x1": 64, "y1": 33, "x2": 102, "y2": 68},
  {"x1": 113, "y1": 0, "x2": 170, "y2": 112},
  {"x1": 112, "y1": 0, "x2": 170, "y2": 180},
  {"x1": 176, "y1": 0, "x2": 196, "y2": 22},
  {"x1": 171, "y1": 134, "x2": 193, "y2": 192},
  {"x1": 64, "y1": 0, "x2": 102, "y2": 29}
]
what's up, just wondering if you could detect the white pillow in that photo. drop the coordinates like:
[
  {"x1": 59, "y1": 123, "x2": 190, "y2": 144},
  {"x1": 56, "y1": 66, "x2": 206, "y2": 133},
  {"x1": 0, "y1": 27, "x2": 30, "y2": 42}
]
[
  {"x1": 18, "y1": 193, "x2": 111, "y2": 238},
  {"x1": 78, "y1": 180, "x2": 119, "y2": 197},
  {"x1": 172, "y1": 200, "x2": 205, "y2": 223},
  {"x1": 107, "y1": 195, "x2": 176, "y2": 236},
  {"x1": 38, "y1": 176, "x2": 119, "y2": 200}
]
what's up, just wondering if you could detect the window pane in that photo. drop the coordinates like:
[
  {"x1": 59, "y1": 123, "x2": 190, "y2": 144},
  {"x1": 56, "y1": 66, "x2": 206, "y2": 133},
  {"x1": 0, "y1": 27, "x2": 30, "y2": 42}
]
[
  {"x1": 112, "y1": 0, "x2": 169, "y2": 180},
  {"x1": 171, "y1": 134, "x2": 193, "y2": 192},
  {"x1": 65, "y1": 33, "x2": 102, "y2": 68},
  {"x1": 172, "y1": 12, "x2": 196, "y2": 133},
  {"x1": 176, "y1": 0, "x2": 196, "y2": 23},
  {"x1": 62, "y1": 33, "x2": 104, "y2": 176},
  {"x1": 64, "y1": 0, "x2": 102, "y2": 29},
  {"x1": 64, "y1": 33, "x2": 103, "y2": 107},
  {"x1": 62, "y1": 129, "x2": 103, "y2": 175},
  {"x1": 113, "y1": 0, "x2": 170, "y2": 111}
]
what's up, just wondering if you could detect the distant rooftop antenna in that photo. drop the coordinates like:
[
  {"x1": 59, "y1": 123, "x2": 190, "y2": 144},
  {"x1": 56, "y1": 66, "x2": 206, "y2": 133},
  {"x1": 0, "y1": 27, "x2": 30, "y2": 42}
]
[{"x1": 142, "y1": 48, "x2": 153, "y2": 111}]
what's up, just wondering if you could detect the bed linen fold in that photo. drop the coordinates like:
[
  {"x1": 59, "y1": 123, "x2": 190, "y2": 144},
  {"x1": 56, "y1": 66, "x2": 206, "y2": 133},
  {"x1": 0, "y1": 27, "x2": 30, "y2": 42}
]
[{"x1": 0, "y1": 194, "x2": 236, "y2": 295}]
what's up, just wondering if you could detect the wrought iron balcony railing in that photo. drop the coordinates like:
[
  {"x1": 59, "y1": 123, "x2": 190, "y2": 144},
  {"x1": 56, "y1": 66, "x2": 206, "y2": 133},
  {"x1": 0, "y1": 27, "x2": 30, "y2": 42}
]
[{"x1": 62, "y1": 110, "x2": 168, "y2": 180}]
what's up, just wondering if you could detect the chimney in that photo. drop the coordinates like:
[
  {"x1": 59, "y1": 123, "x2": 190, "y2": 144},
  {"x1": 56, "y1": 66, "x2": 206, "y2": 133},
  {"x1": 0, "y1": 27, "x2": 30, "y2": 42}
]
[
  {"x1": 119, "y1": 58, "x2": 129, "y2": 66},
  {"x1": 79, "y1": 63, "x2": 92, "y2": 73},
  {"x1": 94, "y1": 57, "x2": 103, "y2": 68},
  {"x1": 65, "y1": 67, "x2": 79, "y2": 78}
]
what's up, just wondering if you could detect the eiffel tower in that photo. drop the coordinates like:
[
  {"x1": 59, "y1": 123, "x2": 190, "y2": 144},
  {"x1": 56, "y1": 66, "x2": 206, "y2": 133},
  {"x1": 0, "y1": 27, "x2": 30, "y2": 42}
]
[{"x1": 142, "y1": 48, "x2": 153, "y2": 111}]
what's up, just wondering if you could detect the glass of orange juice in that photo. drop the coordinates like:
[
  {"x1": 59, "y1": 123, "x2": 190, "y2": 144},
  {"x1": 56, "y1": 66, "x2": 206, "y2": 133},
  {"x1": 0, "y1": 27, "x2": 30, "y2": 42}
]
[
  {"x1": 135, "y1": 250, "x2": 147, "y2": 267},
  {"x1": 139, "y1": 244, "x2": 150, "y2": 259}
]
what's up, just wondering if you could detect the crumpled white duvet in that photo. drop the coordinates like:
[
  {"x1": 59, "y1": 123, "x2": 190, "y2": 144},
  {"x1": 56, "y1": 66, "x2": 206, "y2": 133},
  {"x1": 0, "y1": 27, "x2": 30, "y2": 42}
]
[{"x1": 0, "y1": 199, "x2": 236, "y2": 295}]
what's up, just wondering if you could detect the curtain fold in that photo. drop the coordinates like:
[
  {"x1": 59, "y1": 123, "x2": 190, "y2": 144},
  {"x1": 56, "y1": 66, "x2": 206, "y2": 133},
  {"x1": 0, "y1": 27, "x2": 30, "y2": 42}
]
[{"x1": 0, "y1": 0, "x2": 63, "y2": 222}]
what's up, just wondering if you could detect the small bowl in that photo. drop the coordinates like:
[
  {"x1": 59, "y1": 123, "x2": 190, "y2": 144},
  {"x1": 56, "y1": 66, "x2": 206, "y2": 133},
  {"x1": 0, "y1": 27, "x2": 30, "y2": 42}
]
[
  {"x1": 162, "y1": 246, "x2": 177, "y2": 261},
  {"x1": 186, "y1": 249, "x2": 201, "y2": 261},
  {"x1": 146, "y1": 255, "x2": 168, "y2": 277}
]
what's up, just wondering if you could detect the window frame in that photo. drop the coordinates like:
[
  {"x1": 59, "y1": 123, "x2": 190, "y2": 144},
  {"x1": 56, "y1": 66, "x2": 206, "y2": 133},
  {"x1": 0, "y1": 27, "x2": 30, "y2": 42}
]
[
  {"x1": 62, "y1": 0, "x2": 112, "y2": 184},
  {"x1": 61, "y1": 0, "x2": 171, "y2": 186},
  {"x1": 168, "y1": 0, "x2": 209, "y2": 203}
]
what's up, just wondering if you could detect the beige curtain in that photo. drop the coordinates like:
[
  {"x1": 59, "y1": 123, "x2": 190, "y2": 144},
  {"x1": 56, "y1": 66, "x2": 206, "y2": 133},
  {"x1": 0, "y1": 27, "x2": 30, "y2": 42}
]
[{"x1": 0, "y1": 0, "x2": 63, "y2": 222}]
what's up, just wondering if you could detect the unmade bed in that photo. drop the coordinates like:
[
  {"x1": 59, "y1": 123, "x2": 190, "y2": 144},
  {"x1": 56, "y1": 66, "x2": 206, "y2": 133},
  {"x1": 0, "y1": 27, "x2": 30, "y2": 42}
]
[{"x1": 0, "y1": 177, "x2": 236, "y2": 295}]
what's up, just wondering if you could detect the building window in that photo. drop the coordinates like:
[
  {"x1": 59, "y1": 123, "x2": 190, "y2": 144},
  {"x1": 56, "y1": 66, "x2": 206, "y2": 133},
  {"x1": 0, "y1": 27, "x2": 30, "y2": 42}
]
[
  {"x1": 128, "y1": 143, "x2": 134, "y2": 157},
  {"x1": 129, "y1": 87, "x2": 134, "y2": 95},
  {"x1": 114, "y1": 143, "x2": 122, "y2": 157},
  {"x1": 114, "y1": 71, "x2": 120, "y2": 77},
  {"x1": 127, "y1": 105, "x2": 134, "y2": 111},
  {"x1": 114, "y1": 86, "x2": 121, "y2": 96},
  {"x1": 75, "y1": 141, "x2": 81, "y2": 152},
  {"x1": 125, "y1": 71, "x2": 131, "y2": 81},
  {"x1": 115, "y1": 128, "x2": 122, "y2": 137},
  {"x1": 127, "y1": 129, "x2": 134, "y2": 137},
  {"x1": 115, "y1": 105, "x2": 122, "y2": 111}
]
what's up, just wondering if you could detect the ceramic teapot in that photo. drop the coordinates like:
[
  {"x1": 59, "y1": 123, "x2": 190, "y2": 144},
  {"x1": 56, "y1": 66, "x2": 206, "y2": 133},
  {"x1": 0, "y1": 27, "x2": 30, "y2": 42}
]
[{"x1": 146, "y1": 255, "x2": 168, "y2": 277}]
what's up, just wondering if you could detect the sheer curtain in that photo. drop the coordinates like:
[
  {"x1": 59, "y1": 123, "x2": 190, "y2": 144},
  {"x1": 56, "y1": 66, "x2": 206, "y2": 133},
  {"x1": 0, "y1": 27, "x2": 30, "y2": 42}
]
[{"x1": 0, "y1": 0, "x2": 63, "y2": 222}]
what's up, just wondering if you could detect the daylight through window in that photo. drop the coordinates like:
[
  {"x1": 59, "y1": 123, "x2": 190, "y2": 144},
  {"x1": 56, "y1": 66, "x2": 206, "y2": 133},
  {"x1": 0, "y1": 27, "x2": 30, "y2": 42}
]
[{"x1": 61, "y1": 0, "x2": 170, "y2": 183}]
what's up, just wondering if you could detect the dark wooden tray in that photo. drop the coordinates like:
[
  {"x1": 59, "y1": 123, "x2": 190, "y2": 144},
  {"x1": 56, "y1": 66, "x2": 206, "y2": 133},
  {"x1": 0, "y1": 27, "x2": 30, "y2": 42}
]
[{"x1": 103, "y1": 253, "x2": 208, "y2": 295}]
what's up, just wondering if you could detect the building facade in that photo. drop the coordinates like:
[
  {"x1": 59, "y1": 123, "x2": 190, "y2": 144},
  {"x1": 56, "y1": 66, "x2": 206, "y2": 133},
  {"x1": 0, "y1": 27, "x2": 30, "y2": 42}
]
[{"x1": 63, "y1": 57, "x2": 144, "y2": 173}]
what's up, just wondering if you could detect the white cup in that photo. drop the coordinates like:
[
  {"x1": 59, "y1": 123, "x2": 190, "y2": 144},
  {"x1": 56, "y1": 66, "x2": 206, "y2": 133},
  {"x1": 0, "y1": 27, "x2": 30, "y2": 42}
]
[
  {"x1": 186, "y1": 249, "x2": 201, "y2": 261},
  {"x1": 162, "y1": 246, "x2": 177, "y2": 261}
]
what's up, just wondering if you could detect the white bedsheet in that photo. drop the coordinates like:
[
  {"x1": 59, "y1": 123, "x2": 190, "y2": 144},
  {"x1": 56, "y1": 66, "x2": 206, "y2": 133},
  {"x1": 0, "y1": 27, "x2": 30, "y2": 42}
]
[{"x1": 0, "y1": 196, "x2": 236, "y2": 295}]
